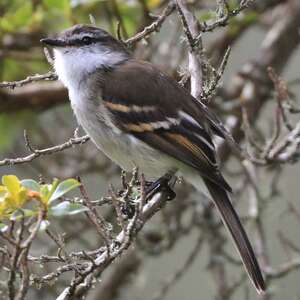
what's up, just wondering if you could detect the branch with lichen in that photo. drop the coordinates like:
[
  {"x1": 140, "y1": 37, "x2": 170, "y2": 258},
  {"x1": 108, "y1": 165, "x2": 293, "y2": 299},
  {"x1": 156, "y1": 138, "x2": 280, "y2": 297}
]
[{"x1": 0, "y1": 131, "x2": 90, "y2": 167}]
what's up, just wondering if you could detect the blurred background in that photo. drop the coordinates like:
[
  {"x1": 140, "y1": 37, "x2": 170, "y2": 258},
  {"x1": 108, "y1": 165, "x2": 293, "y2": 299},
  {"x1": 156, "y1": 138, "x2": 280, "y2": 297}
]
[{"x1": 1, "y1": 0, "x2": 300, "y2": 299}]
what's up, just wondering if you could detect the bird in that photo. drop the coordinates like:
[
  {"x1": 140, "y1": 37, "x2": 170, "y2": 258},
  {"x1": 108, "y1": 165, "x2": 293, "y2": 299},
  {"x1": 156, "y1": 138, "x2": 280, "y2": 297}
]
[{"x1": 41, "y1": 24, "x2": 266, "y2": 293}]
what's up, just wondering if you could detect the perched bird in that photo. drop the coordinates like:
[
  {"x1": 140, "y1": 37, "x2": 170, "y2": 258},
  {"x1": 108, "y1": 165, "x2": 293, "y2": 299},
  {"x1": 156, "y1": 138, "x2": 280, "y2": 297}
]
[{"x1": 41, "y1": 24, "x2": 266, "y2": 293}]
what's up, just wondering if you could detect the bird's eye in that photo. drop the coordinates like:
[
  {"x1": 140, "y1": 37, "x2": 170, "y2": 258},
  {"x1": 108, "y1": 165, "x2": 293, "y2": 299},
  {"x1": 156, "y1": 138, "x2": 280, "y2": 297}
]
[{"x1": 82, "y1": 36, "x2": 92, "y2": 44}]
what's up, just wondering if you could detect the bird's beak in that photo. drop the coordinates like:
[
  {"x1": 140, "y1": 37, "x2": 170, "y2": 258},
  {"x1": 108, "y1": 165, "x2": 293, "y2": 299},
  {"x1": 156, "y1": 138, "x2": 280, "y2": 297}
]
[{"x1": 40, "y1": 38, "x2": 67, "y2": 47}]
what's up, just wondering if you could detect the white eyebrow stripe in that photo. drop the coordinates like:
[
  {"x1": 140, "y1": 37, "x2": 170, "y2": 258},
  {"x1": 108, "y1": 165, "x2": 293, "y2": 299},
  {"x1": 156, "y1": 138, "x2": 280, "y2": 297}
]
[
  {"x1": 178, "y1": 111, "x2": 203, "y2": 129},
  {"x1": 72, "y1": 33, "x2": 94, "y2": 40}
]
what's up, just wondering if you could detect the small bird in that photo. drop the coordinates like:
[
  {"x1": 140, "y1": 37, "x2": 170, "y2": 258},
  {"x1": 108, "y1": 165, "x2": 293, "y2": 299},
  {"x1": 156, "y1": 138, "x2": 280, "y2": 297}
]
[{"x1": 41, "y1": 24, "x2": 265, "y2": 293}]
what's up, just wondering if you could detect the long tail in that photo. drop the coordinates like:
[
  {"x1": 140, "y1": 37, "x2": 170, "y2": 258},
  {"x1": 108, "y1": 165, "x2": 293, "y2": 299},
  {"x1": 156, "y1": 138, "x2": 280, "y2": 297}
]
[{"x1": 203, "y1": 178, "x2": 266, "y2": 294}]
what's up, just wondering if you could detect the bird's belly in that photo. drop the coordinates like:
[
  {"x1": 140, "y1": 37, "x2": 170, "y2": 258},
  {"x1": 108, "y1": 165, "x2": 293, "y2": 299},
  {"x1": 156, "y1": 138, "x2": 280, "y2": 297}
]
[
  {"x1": 74, "y1": 107, "x2": 173, "y2": 179},
  {"x1": 77, "y1": 111, "x2": 208, "y2": 195}
]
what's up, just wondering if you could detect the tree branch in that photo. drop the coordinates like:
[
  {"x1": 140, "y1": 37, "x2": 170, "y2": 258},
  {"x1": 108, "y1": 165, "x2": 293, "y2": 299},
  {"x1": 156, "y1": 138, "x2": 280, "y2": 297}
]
[
  {"x1": 0, "y1": 81, "x2": 67, "y2": 113},
  {"x1": 0, "y1": 135, "x2": 89, "y2": 167},
  {"x1": 0, "y1": 72, "x2": 57, "y2": 89},
  {"x1": 125, "y1": 2, "x2": 175, "y2": 46}
]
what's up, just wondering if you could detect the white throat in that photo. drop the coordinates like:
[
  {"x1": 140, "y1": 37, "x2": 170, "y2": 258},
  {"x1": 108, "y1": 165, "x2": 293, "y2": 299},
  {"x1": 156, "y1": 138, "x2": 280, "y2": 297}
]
[
  {"x1": 53, "y1": 46, "x2": 127, "y2": 90},
  {"x1": 53, "y1": 46, "x2": 127, "y2": 114}
]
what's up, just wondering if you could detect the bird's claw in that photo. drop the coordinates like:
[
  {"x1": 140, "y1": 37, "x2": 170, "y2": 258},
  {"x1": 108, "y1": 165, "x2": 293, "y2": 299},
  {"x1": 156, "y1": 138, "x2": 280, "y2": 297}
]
[{"x1": 145, "y1": 173, "x2": 176, "y2": 202}]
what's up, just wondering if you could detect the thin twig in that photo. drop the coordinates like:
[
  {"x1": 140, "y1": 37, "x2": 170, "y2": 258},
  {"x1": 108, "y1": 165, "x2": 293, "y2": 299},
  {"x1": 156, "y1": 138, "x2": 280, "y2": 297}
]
[
  {"x1": 0, "y1": 135, "x2": 90, "y2": 167},
  {"x1": 0, "y1": 72, "x2": 57, "y2": 89},
  {"x1": 125, "y1": 2, "x2": 175, "y2": 46}
]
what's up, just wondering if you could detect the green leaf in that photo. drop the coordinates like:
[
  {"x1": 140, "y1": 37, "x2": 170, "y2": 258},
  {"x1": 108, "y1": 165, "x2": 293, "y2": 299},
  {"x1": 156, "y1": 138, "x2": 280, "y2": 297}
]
[
  {"x1": 40, "y1": 179, "x2": 59, "y2": 204},
  {"x1": 49, "y1": 179, "x2": 81, "y2": 203},
  {"x1": 40, "y1": 184, "x2": 52, "y2": 202},
  {"x1": 0, "y1": 223, "x2": 8, "y2": 232},
  {"x1": 21, "y1": 179, "x2": 40, "y2": 192},
  {"x1": 10, "y1": 209, "x2": 37, "y2": 221},
  {"x1": 49, "y1": 201, "x2": 87, "y2": 217}
]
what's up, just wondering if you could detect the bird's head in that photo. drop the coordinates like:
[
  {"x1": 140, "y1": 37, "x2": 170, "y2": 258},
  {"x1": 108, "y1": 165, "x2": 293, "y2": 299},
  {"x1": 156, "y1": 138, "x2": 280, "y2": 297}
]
[{"x1": 41, "y1": 25, "x2": 130, "y2": 86}]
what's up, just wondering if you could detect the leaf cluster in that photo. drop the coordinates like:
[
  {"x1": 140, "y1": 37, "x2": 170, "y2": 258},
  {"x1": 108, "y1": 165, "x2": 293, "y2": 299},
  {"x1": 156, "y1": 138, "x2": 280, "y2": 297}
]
[{"x1": 0, "y1": 175, "x2": 85, "y2": 232}]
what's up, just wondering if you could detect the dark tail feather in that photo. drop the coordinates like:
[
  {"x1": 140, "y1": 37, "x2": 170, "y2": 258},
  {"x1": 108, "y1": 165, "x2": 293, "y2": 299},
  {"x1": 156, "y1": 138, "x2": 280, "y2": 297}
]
[{"x1": 203, "y1": 178, "x2": 266, "y2": 294}]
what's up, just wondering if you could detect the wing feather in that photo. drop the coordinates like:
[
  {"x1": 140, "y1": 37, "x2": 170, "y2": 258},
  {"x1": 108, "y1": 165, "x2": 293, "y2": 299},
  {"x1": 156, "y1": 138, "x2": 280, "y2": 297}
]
[{"x1": 101, "y1": 59, "x2": 231, "y2": 192}]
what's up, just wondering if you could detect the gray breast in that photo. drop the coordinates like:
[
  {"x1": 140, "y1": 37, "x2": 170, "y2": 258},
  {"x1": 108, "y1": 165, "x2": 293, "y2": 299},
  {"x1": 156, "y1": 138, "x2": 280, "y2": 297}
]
[{"x1": 68, "y1": 77, "x2": 175, "y2": 178}]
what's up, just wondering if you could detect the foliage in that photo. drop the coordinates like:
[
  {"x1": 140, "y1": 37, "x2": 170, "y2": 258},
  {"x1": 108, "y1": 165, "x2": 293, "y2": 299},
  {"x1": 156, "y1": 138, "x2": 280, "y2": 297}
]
[
  {"x1": 0, "y1": 0, "x2": 149, "y2": 151},
  {"x1": 0, "y1": 175, "x2": 84, "y2": 231}
]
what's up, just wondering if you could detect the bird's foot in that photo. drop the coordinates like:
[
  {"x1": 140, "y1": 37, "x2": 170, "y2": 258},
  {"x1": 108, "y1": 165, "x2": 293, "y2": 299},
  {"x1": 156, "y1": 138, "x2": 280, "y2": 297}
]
[
  {"x1": 120, "y1": 173, "x2": 176, "y2": 219},
  {"x1": 145, "y1": 173, "x2": 176, "y2": 202}
]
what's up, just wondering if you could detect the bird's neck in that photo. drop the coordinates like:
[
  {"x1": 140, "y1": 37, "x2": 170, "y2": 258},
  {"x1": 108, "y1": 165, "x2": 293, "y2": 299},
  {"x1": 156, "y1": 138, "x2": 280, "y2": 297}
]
[{"x1": 53, "y1": 48, "x2": 128, "y2": 91}]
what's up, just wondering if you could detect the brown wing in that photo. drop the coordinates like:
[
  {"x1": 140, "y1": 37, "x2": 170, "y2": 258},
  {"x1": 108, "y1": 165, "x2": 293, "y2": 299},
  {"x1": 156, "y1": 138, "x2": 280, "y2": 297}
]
[{"x1": 100, "y1": 59, "x2": 231, "y2": 192}]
